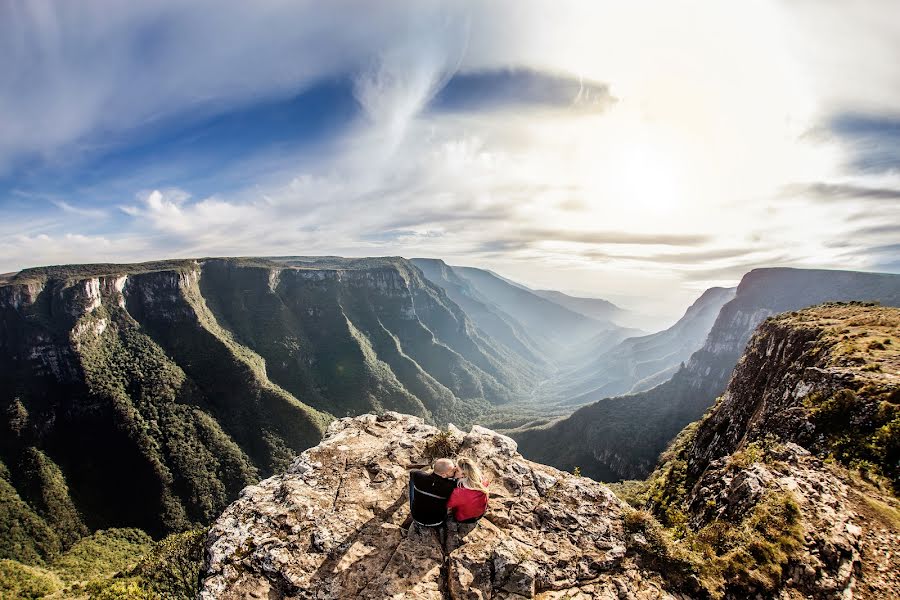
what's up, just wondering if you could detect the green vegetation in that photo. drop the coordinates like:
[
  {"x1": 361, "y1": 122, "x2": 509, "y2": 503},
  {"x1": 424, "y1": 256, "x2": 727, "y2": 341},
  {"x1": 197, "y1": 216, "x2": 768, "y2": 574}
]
[
  {"x1": 615, "y1": 303, "x2": 900, "y2": 598},
  {"x1": 513, "y1": 353, "x2": 741, "y2": 482},
  {"x1": 0, "y1": 528, "x2": 204, "y2": 599},
  {"x1": 51, "y1": 529, "x2": 152, "y2": 585},
  {"x1": 74, "y1": 301, "x2": 264, "y2": 532},
  {"x1": 605, "y1": 479, "x2": 648, "y2": 509},
  {"x1": 7, "y1": 259, "x2": 200, "y2": 285},
  {"x1": 698, "y1": 492, "x2": 803, "y2": 596},
  {"x1": 0, "y1": 560, "x2": 61, "y2": 599},
  {"x1": 1, "y1": 256, "x2": 547, "y2": 598},
  {"x1": 806, "y1": 387, "x2": 900, "y2": 490},
  {"x1": 131, "y1": 528, "x2": 205, "y2": 599},
  {"x1": 14, "y1": 448, "x2": 89, "y2": 548},
  {"x1": 0, "y1": 473, "x2": 61, "y2": 564},
  {"x1": 622, "y1": 509, "x2": 699, "y2": 591},
  {"x1": 625, "y1": 490, "x2": 804, "y2": 599},
  {"x1": 729, "y1": 435, "x2": 784, "y2": 470},
  {"x1": 197, "y1": 259, "x2": 520, "y2": 427},
  {"x1": 643, "y1": 421, "x2": 701, "y2": 538}
]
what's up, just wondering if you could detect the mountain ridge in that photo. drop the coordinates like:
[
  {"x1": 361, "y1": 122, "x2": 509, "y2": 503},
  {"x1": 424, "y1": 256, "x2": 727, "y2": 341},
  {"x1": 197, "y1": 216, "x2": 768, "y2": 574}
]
[
  {"x1": 513, "y1": 267, "x2": 900, "y2": 480},
  {"x1": 0, "y1": 256, "x2": 541, "y2": 561},
  {"x1": 540, "y1": 285, "x2": 736, "y2": 406}
]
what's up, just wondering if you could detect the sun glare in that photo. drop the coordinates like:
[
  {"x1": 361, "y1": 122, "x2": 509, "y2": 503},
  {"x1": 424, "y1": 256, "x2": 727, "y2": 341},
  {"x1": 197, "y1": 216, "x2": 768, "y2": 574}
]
[
  {"x1": 607, "y1": 135, "x2": 683, "y2": 215},
  {"x1": 571, "y1": 113, "x2": 691, "y2": 230}
]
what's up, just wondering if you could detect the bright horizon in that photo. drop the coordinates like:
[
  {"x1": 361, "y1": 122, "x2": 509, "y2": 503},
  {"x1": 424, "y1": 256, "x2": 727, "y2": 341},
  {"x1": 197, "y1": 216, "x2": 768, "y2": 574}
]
[{"x1": 2, "y1": 1, "x2": 899, "y2": 323}]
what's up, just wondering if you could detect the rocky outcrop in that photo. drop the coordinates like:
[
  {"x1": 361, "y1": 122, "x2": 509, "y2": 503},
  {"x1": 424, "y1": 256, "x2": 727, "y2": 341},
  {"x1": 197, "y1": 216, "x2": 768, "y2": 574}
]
[
  {"x1": 201, "y1": 413, "x2": 677, "y2": 599},
  {"x1": 642, "y1": 303, "x2": 900, "y2": 599}
]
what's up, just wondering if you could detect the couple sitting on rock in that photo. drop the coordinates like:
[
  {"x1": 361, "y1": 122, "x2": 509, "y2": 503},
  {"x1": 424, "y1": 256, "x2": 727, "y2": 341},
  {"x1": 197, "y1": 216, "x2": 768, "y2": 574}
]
[{"x1": 409, "y1": 457, "x2": 489, "y2": 529}]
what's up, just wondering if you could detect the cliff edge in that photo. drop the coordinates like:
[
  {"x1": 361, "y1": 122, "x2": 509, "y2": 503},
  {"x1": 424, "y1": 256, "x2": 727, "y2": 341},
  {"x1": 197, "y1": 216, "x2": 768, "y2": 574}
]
[
  {"x1": 200, "y1": 413, "x2": 677, "y2": 599},
  {"x1": 636, "y1": 303, "x2": 899, "y2": 598}
]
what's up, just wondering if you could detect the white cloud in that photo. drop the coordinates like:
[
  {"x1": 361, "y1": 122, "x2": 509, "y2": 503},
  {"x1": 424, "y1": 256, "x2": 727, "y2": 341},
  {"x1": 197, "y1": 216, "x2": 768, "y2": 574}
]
[
  {"x1": 3, "y1": 0, "x2": 900, "y2": 321},
  {"x1": 52, "y1": 200, "x2": 108, "y2": 219}
]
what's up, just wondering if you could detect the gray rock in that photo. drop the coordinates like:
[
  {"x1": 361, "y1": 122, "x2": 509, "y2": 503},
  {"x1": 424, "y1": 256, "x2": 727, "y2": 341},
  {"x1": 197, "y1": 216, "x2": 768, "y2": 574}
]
[{"x1": 200, "y1": 413, "x2": 675, "y2": 599}]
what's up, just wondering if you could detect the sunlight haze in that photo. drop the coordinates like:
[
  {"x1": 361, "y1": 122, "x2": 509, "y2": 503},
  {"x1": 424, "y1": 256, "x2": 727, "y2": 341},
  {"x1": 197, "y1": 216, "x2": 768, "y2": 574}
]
[{"x1": 2, "y1": 0, "x2": 898, "y2": 322}]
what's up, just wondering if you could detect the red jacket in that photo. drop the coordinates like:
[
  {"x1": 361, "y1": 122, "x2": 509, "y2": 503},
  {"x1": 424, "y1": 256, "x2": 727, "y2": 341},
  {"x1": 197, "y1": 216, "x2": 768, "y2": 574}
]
[{"x1": 447, "y1": 484, "x2": 488, "y2": 522}]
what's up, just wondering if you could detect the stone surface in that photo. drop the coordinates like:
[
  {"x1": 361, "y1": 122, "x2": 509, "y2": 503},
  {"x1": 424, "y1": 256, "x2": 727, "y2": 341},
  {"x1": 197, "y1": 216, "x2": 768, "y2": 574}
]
[{"x1": 200, "y1": 412, "x2": 677, "y2": 599}]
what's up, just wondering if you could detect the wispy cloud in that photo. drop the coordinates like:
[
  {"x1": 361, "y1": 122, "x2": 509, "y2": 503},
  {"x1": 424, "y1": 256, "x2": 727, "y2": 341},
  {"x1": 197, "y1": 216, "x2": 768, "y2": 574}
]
[
  {"x1": 787, "y1": 182, "x2": 900, "y2": 202},
  {"x1": 52, "y1": 199, "x2": 108, "y2": 219},
  {"x1": 2, "y1": 0, "x2": 900, "y2": 322}
]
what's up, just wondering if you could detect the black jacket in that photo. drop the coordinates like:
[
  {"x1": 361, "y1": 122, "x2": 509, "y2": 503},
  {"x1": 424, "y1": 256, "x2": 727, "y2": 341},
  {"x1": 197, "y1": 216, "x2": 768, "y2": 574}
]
[{"x1": 409, "y1": 470, "x2": 456, "y2": 526}]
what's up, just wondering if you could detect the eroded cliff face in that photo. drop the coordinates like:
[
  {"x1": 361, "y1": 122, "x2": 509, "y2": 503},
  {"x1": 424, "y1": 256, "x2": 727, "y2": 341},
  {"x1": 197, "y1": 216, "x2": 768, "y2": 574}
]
[
  {"x1": 642, "y1": 303, "x2": 900, "y2": 599},
  {"x1": 0, "y1": 257, "x2": 539, "y2": 561},
  {"x1": 201, "y1": 413, "x2": 678, "y2": 599}
]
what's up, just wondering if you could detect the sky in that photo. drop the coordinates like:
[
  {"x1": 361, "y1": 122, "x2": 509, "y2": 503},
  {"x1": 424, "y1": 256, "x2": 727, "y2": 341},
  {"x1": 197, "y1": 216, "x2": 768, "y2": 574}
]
[{"x1": 1, "y1": 0, "x2": 899, "y2": 323}]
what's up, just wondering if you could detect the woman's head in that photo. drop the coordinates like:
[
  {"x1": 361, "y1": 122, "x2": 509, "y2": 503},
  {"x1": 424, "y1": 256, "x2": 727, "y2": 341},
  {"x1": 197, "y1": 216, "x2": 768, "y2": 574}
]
[{"x1": 456, "y1": 457, "x2": 488, "y2": 494}]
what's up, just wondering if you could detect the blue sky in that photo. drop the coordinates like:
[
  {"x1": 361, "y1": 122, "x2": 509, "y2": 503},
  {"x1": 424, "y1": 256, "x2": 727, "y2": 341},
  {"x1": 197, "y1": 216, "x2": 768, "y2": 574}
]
[{"x1": 1, "y1": 0, "x2": 899, "y2": 321}]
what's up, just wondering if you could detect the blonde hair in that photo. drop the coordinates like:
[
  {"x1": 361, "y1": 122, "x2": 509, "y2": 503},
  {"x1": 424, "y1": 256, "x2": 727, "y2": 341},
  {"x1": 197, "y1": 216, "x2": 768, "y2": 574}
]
[{"x1": 457, "y1": 457, "x2": 489, "y2": 494}]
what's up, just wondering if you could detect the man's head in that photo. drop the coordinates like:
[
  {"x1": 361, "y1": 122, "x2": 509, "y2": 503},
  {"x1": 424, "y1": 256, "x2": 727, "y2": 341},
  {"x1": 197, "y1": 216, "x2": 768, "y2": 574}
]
[{"x1": 433, "y1": 458, "x2": 456, "y2": 478}]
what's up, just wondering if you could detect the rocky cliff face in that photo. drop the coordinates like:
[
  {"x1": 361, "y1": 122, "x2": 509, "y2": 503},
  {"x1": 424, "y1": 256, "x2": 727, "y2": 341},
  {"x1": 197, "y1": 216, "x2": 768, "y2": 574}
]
[
  {"x1": 640, "y1": 303, "x2": 900, "y2": 599},
  {"x1": 446, "y1": 265, "x2": 617, "y2": 358},
  {"x1": 513, "y1": 268, "x2": 900, "y2": 481},
  {"x1": 200, "y1": 413, "x2": 678, "y2": 599},
  {"x1": 411, "y1": 258, "x2": 551, "y2": 369}
]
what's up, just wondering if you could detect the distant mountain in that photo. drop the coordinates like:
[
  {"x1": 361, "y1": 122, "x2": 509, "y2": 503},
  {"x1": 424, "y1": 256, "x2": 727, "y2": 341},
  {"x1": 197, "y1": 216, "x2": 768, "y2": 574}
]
[
  {"x1": 513, "y1": 267, "x2": 900, "y2": 480},
  {"x1": 532, "y1": 289, "x2": 623, "y2": 323},
  {"x1": 409, "y1": 259, "x2": 550, "y2": 369},
  {"x1": 543, "y1": 286, "x2": 735, "y2": 405},
  {"x1": 0, "y1": 256, "x2": 539, "y2": 558},
  {"x1": 447, "y1": 265, "x2": 621, "y2": 357}
]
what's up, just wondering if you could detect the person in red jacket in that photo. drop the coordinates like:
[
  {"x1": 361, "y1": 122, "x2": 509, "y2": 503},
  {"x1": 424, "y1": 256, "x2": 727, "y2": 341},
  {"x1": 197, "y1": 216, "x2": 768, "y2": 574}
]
[{"x1": 446, "y1": 457, "x2": 489, "y2": 523}]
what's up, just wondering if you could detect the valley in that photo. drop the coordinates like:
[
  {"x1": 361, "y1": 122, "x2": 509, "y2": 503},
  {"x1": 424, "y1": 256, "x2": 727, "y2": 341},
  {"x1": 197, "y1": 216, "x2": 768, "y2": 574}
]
[{"x1": 1, "y1": 257, "x2": 899, "y2": 598}]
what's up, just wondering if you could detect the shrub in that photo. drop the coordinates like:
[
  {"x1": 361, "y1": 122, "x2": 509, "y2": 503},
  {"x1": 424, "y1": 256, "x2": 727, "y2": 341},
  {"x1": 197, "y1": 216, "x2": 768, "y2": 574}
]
[
  {"x1": 807, "y1": 388, "x2": 900, "y2": 490},
  {"x1": 422, "y1": 431, "x2": 460, "y2": 462},
  {"x1": 623, "y1": 509, "x2": 700, "y2": 590},
  {"x1": 133, "y1": 528, "x2": 206, "y2": 600},
  {"x1": 83, "y1": 576, "x2": 153, "y2": 600},
  {"x1": 52, "y1": 528, "x2": 152, "y2": 584},
  {"x1": 711, "y1": 492, "x2": 803, "y2": 595},
  {"x1": 607, "y1": 479, "x2": 649, "y2": 509}
]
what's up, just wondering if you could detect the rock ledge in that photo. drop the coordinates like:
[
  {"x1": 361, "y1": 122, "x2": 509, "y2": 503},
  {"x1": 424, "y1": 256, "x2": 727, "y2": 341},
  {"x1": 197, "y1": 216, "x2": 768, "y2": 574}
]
[{"x1": 200, "y1": 413, "x2": 675, "y2": 599}]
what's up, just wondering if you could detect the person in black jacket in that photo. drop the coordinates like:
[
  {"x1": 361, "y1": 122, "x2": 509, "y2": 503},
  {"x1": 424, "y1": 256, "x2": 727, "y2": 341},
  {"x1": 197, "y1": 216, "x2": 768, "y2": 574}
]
[{"x1": 409, "y1": 458, "x2": 457, "y2": 528}]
